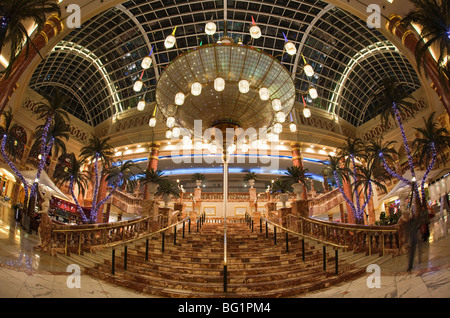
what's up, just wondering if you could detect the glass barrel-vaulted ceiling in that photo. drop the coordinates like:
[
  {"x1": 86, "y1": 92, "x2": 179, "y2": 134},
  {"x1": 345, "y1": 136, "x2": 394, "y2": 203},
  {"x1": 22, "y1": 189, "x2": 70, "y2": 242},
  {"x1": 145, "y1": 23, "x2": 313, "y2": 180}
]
[{"x1": 28, "y1": 0, "x2": 421, "y2": 128}]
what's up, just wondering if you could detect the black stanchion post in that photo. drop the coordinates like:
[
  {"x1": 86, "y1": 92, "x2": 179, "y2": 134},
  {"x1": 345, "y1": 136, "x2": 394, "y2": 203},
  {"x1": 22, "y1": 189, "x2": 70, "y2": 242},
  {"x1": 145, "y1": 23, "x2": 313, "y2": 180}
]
[
  {"x1": 302, "y1": 239, "x2": 305, "y2": 261},
  {"x1": 335, "y1": 249, "x2": 338, "y2": 275},
  {"x1": 285, "y1": 232, "x2": 289, "y2": 253},
  {"x1": 265, "y1": 221, "x2": 268, "y2": 238},
  {"x1": 188, "y1": 219, "x2": 191, "y2": 234},
  {"x1": 224, "y1": 265, "x2": 227, "y2": 293},
  {"x1": 323, "y1": 245, "x2": 326, "y2": 271},
  {"x1": 183, "y1": 221, "x2": 185, "y2": 238},
  {"x1": 174, "y1": 226, "x2": 177, "y2": 245},
  {"x1": 162, "y1": 232, "x2": 165, "y2": 252},
  {"x1": 145, "y1": 238, "x2": 149, "y2": 261},
  {"x1": 260, "y1": 218, "x2": 262, "y2": 233}
]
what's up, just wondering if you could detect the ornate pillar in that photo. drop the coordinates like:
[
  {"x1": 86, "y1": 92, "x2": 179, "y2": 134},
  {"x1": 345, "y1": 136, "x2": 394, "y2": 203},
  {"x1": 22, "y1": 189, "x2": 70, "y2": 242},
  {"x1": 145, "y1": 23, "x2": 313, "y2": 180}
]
[
  {"x1": 0, "y1": 14, "x2": 64, "y2": 115},
  {"x1": 386, "y1": 14, "x2": 450, "y2": 115}
]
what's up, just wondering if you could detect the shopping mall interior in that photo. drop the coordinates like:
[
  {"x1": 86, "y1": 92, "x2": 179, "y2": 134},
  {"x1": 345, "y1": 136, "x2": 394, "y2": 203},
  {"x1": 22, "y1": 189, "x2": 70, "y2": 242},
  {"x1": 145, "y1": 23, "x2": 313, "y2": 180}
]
[{"x1": 0, "y1": 0, "x2": 449, "y2": 302}]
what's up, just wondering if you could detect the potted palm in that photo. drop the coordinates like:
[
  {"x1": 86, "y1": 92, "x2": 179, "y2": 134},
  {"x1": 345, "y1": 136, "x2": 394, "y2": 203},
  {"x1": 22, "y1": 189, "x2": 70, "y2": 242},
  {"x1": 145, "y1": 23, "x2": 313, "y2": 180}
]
[
  {"x1": 244, "y1": 172, "x2": 257, "y2": 188},
  {"x1": 271, "y1": 179, "x2": 292, "y2": 208},
  {"x1": 282, "y1": 166, "x2": 310, "y2": 200},
  {"x1": 156, "y1": 180, "x2": 181, "y2": 208},
  {"x1": 191, "y1": 173, "x2": 206, "y2": 188},
  {"x1": 141, "y1": 168, "x2": 165, "y2": 200}
]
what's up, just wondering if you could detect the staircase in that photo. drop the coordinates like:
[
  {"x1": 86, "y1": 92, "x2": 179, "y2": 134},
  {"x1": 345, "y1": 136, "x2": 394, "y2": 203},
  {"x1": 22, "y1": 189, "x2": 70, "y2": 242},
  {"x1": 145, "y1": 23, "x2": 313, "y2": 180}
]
[{"x1": 57, "y1": 221, "x2": 392, "y2": 298}]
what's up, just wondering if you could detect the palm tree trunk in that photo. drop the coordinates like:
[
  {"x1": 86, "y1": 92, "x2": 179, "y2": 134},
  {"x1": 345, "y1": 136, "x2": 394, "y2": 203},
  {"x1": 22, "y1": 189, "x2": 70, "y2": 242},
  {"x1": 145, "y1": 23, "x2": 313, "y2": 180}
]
[
  {"x1": 392, "y1": 103, "x2": 420, "y2": 202},
  {"x1": 69, "y1": 178, "x2": 88, "y2": 222},
  {"x1": 420, "y1": 143, "x2": 437, "y2": 204},
  {"x1": 333, "y1": 171, "x2": 357, "y2": 217},
  {"x1": 350, "y1": 154, "x2": 363, "y2": 223},
  {"x1": 1, "y1": 135, "x2": 29, "y2": 200}
]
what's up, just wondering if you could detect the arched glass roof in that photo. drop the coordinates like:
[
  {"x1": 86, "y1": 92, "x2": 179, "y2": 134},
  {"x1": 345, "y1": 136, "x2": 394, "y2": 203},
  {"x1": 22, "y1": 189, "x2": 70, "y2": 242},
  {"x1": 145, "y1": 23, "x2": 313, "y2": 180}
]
[{"x1": 28, "y1": 0, "x2": 421, "y2": 128}]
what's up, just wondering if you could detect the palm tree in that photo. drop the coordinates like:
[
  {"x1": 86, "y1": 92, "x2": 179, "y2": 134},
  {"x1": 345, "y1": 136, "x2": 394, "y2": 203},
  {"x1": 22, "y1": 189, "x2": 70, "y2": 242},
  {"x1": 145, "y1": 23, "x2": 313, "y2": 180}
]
[
  {"x1": 281, "y1": 166, "x2": 310, "y2": 199},
  {"x1": 365, "y1": 137, "x2": 405, "y2": 183},
  {"x1": 156, "y1": 179, "x2": 180, "y2": 208},
  {"x1": 80, "y1": 134, "x2": 114, "y2": 222},
  {"x1": 371, "y1": 78, "x2": 418, "y2": 183},
  {"x1": 98, "y1": 160, "x2": 139, "y2": 214},
  {"x1": 354, "y1": 161, "x2": 389, "y2": 224},
  {"x1": 53, "y1": 153, "x2": 90, "y2": 222},
  {"x1": 412, "y1": 111, "x2": 450, "y2": 202},
  {"x1": 322, "y1": 154, "x2": 355, "y2": 220},
  {"x1": 33, "y1": 114, "x2": 69, "y2": 165},
  {"x1": 337, "y1": 137, "x2": 367, "y2": 223},
  {"x1": 401, "y1": 0, "x2": 450, "y2": 89},
  {"x1": 141, "y1": 168, "x2": 166, "y2": 185},
  {"x1": 0, "y1": 0, "x2": 61, "y2": 78}
]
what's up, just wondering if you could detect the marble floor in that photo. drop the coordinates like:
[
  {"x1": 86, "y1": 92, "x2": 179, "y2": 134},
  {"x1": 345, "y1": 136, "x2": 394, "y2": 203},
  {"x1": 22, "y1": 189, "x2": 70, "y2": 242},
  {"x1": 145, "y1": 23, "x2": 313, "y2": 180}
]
[{"x1": 0, "y1": 203, "x2": 449, "y2": 299}]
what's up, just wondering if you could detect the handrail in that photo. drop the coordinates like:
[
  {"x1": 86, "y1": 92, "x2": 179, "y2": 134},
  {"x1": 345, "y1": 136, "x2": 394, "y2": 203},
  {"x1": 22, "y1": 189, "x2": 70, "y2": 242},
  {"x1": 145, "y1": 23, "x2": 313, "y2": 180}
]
[
  {"x1": 106, "y1": 215, "x2": 191, "y2": 249},
  {"x1": 261, "y1": 216, "x2": 348, "y2": 249}
]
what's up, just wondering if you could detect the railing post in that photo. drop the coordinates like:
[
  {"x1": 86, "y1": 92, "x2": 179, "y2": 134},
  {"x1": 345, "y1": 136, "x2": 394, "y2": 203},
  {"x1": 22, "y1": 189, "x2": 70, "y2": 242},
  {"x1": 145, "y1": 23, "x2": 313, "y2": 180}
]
[
  {"x1": 145, "y1": 238, "x2": 149, "y2": 261},
  {"x1": 124, "y1": 245, "x2": 128, "y2": 270},
  {"x1": 188, "y1": 219, "x2": 191, "y2": 234},
  {"x1": 162, "y1": 232, "x2": 165, "y2": 252},
  {"x1": 323, "y1": 245, "x2": 326, "y2": 271},
  {"x1": 64, "y1": 233, "x2": 68, "y2": 256},
  {"x1": 183, "y1": 221, "x2": 185, "y2": 238},
  {"x1": 251, "y1": 220, "x2": 254, "y2": 232},
  {"x1": 265, "y1": 221, "x2": 268, "y2": 238},
  {"x1": 111, "y1": 248, "x2": 115, "y2": 275},
  {"x1": 368, "y1": 234, "x2": 372, "y2": 256},
  {"x1": 260, "y1": 218, "x2": 262, "y2": 233}
]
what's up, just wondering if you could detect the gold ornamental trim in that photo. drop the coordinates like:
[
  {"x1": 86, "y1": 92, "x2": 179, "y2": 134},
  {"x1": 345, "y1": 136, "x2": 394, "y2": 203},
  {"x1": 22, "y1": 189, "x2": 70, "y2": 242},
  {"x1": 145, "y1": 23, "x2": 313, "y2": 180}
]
[
  {"x1": 402, "y1": 30, "x2": 415, "y2": 45},
  {"x1": 39, "y1": 31, "x2": 48, "y2": 44}
]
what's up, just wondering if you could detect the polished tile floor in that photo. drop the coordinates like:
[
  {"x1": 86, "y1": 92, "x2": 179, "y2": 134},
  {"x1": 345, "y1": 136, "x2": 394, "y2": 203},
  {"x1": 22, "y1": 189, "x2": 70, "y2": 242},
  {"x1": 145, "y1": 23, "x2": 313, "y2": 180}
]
[{"x1": 0, "y1": 203, "x2": 449, "y2": 298}]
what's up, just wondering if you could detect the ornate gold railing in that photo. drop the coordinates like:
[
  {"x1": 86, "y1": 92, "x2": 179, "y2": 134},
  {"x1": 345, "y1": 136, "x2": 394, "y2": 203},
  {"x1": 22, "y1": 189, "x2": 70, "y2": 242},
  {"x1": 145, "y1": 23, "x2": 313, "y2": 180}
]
[
  {"x1": 287, "y1": 214, "x2": 401, "y2": 256},
  {"x1": 52, "y1": 217, "x2": 153, "y2": 256}
]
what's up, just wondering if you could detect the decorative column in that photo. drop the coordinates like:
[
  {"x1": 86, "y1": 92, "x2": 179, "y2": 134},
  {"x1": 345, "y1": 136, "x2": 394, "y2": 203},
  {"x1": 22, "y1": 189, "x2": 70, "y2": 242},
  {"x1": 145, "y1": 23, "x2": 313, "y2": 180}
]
[
  {"x1": 386, "y1": 14, "x2": 450, "y2": 115},
  {"x1": 0, "y1": 14, "x2": 64, "y2": 115}
]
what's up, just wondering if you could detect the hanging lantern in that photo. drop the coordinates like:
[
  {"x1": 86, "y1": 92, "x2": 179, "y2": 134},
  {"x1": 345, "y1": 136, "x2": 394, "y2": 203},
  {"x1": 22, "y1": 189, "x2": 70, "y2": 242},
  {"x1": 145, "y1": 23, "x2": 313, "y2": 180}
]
[
  {"x1": 166, "y1": 116, "x2": 175, "y2": 128},
  {"x1": 137, "y1": 100, "x2": 146, "y2": 111},
  {"x1": 259, "y1": 87, "x2": 270, "y2": 100},
  {"x1": 290, "y1": 123, "x2": 297, "y2": 132},
  {"x1": 191, "y1": 82, "x2": 202, "y2": 96},
  {"x1": 309, "y1": 87, "x2": 318, "y2": 99},
  {"x1": 239, "y1": 79, "x2": 250, "y2": 93},
  {"x1": 194, "y1": 141, "x2": 203, "y2": 150},
  {"x1": 205, "y1": 21, "x2": 217, "y2": 35},
  {"x1": 148, "y1": 117, "x2": 156, "y2": 127},
  {"x1": 172, "y1": 127, "x2": 180, "y2": 138},
  {"x1": 175, "y1": 92, "x2": 185, "y2": 105},
  {"x1": 303, "y1": 106, "x2": 311, "y2": 118},
  {"x1": 250, "y1": 25, "x2": 262, "y2": 39},
  {"x1": 214, "y1": 77, "x2": 225, "y2": 91},
  {"x1": 133, "y1": 80, "x2": 143, "y2": 92},
  {"x1": 285, "y1": 41, "x2": 297, "y2": 55},
  {"x1": 304, "y1": 64, "x2": 314, "y2": 77},
  {"x1": 272, "y1": 99, "x2": 282, "y2": 111},
  {"x1": 274, "y1": 123, "x2": 283, "y2": 134},
  {"x1": 164, "y1": 34, "x2": 176, "y2": 49},
  {"x1": 141, "y1": 56, "x2": 152, "y2": 69},
  {"x1": 183, "y1": 135, "x2": 191, "y2": 145},
  {"x1": 165, "y1": 130, "x2": 173, "y2": 139},
  {"x1": 276, "y1": 111, "x2": 286, "y2": 123}
]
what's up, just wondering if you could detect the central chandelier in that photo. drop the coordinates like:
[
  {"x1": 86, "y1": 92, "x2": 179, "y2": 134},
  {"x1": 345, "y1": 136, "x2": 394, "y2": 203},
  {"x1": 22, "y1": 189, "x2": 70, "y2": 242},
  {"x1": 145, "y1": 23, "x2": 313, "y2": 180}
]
[{"x1": 134, "y1": 18, "x2": 318, "y2": 153}]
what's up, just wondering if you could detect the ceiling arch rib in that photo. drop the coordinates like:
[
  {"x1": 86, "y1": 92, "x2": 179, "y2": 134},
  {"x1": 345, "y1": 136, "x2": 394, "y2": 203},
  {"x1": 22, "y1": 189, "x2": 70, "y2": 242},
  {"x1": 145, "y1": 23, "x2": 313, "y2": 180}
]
[{"x1": 52, "y1": 41, "x2": 123, "y2": 115}]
